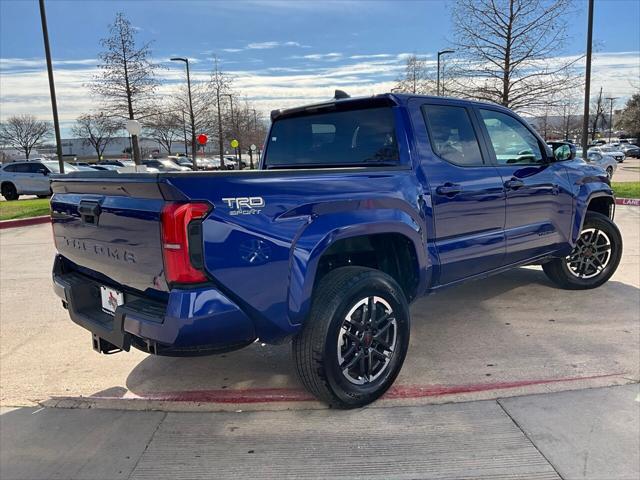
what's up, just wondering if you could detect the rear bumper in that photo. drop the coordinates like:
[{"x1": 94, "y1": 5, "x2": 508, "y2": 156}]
[{"x1": 53, "y1": 255, "x2": 257, "y2": 356}]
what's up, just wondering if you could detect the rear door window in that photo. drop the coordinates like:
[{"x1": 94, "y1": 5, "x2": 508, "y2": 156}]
[
  {"x1": 13, "y1": 163, "x2": 31, "y2": 173},
  {"x1": 422, "y1": 105, "x2": 484, "y2": 166},
  {"x1": 265, "y1": 106, "x2": 398, "y2": 167}
]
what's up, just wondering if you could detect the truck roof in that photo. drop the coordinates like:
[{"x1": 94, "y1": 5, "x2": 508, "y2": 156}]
[{"x1": 270, "y1": 92, "x2": 507, "y2": 121}]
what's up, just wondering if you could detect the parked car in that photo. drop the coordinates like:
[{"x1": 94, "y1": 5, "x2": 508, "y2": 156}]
[
  {"x1": 194, "y1": 158, "x2": 218, "y2": 170},
  {"x1": 89, "y1": 164, "x2": 119, "y2": 171},
  {"x1": 620, "y1": 145, "x2": 640, "y2": 158},
  {"x1": 50, "y1": 93, "x2": 621, "y2": 408},
  {"x1": 98, "y1": 159, "x2": 136, "y2": 168},
  {"x1": 576, "y1": 149, "x2": 617, "y2": 179},
  {"x1": 0, "y1": 160, "x2": 78, "y2": 200},
  {"x1": 142, "y1": 159, "x2": 190, "y2": 172},
  {"x1": 589, "y1": 146, "x2": 625, "y2": 163}
]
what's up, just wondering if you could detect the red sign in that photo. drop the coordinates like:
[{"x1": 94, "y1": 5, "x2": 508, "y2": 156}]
[{"x1": 197, "y1": 134, "x2": 208, "y2": 145}]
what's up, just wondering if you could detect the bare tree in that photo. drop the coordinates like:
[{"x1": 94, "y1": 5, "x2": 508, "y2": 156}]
[
  {"x1": 394, "y1": 55, "x2": 435, "y2": 94},
  {"x1": 71, "y1": 113, "x2": 120, "y2": 159},
  {"x1": 556, "y1": 95, "x2": 582, "y2": 141},
  {"x1": 207, "y1": 57, "x2": 234, "y2": 161},
  {"x1": 616, "y1": 92, "x2": 640, "y2": 139},
  {"x1": 171, "y1": 81, "x2": 217, "y2": 152},
  {"x1": 590, "y1": 87, "x2": 606, "y2": 141},
  {"x1": 90, "y1": 12, "x2": 159, "y2": 164},
  {"x1": 449, "y1": 0, "x2": 579, "y2": 113},
  {"x1": 0, "y1": 115, "x2": 52, "y2": 159},
  {"x1": 145, "y1": 112, "x2": 182, "y2": 154}
]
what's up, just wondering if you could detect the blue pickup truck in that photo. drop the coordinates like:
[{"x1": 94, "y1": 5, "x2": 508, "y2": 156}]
[{"x1": 51, "y1": 93, "x2": 622, "y2": 408}]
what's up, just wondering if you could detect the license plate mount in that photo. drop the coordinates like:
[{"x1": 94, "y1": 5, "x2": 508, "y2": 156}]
[{"x1": 100, "y1": 285, "x2": 124, "y2": 315}]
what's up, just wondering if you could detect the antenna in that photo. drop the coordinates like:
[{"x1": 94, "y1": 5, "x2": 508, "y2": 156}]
[{"x1": 334, "y1": 90, "x2": 350, "y2": 100}]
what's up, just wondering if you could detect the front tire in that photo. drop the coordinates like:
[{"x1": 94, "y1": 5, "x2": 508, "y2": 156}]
[
  {"x1": 293, "y1": 267, "x2": 410, "y2": 408},
  {"x1": 1, "y1": 183, "x2": 19, "y2": 201},
  {"x1": 543, "y1": 211, "x2": 622, "y2": 289},
  {"x1": 606, "y1": 166, "x2": 613, "y2": 179}
]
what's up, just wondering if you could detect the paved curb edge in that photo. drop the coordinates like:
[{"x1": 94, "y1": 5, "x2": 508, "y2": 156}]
[
  {"x1": 0, "y1": 215, "x2": 50, "y2": 230},
  {"x1": 615, "y1": 197, "x2": 640, "y2": 206}
]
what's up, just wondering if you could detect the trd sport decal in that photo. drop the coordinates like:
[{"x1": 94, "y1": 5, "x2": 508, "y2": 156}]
[{"x1": 221, "y1": 197, "x2": 265, "y2": 215}]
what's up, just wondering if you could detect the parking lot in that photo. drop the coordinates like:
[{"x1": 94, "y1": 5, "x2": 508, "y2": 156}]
[
  {"x1": 1, "y1": 206, "x2": 638, "y2": 479},
  {"x1": 1, "y1": 206, "x2": 638, "y2": 412}
]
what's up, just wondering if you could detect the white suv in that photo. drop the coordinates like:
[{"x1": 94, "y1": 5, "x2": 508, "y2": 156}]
[{"x1": 0, "y1": 160, "x2": 77, "y2": 200}]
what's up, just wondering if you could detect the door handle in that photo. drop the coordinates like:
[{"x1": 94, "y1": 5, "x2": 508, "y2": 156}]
[
  {"x1": 436, "y1": 183, "x2": 462, "y2": 196},
  {"x1": 504, "y1": 178, "x2": 525, "y2": 190}
]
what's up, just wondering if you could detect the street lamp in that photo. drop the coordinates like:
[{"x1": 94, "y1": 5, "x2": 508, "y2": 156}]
[
  {"x1": 605, "y1": 97, "x2": 618, "y2": 143},
  {"x1": 170, "y1": 57, "x2": 197, "y2": 170},
  {"x1": 437, "y1": 49, "x2": 455, "y2": 96}
]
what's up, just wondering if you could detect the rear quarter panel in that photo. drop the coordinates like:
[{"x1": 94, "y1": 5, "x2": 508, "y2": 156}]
[{"x1": 164, "y1": 168, "x2": 428, "y2": 342}]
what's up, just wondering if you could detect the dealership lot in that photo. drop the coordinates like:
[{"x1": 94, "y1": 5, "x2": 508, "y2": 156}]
[
  {"x1": 0, "y1": 207, "x2": 638, "y2": 479},
  {"x1": 0, "y1": 206, "x2": 638, "y2": 410}
]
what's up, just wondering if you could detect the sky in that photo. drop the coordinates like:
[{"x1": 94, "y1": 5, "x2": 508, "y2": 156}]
[{"x1": 1, "y1": 0, "x2": 639, "y2": 137}]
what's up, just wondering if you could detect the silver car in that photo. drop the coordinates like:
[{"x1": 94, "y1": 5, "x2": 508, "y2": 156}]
[
  {"x1": 0, "y1": 160, "x2": 78, "y2": 200},
  {"x1": 589, "y1": 146, "x2": 625, "y2": 163},
  {"x1": 576, "y1": 149, "x2": 617, "y2": 179}
]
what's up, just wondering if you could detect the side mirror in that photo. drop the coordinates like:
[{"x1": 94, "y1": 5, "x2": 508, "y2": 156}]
[
  {"x1": 38, "y1": 168, "x2": 49, "y2": 176},
  {"x1": 553, "y1": 145, "x2": 572, "y2": 162}
]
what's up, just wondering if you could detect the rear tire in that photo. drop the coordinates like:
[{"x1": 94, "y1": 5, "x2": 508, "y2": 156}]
[
  {"x1": 543, "y1": 211, "x2": 622, "y2": 289},
  {"x1": 293, "y1": 266, "x2": 410, "y2": 408},
  {"x1": 1, "y1": 183, "x2": 19, "y2": 201}
]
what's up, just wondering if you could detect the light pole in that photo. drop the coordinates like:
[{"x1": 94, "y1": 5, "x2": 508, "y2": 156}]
[
  {"x1": 605, "y1": 97, "x2": 618, "y2": 143},
  {"x1": 437, "y1": 49, "x2": 455, "y2": 96},
  {"x1": 581, "y1": 0, "x2": 594, "y2": 158},
  {"x1": 181, "y1": 110, "x2": 188, "y2": 155},
  {"x1": 38, "y1": 0, "x2": 64, "y2": 173},
  {"x1": 170, "y1": 57, "x2": 197, "y2": 170}
]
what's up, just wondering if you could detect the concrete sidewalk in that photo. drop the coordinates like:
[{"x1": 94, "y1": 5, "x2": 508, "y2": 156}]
[{"x1": 1, "y1": 384, "x2": 638, "y2": 480}]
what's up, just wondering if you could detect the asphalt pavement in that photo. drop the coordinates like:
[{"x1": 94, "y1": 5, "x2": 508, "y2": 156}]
[
  {"x1": 1, "y1": 206, "x2": 638, "y2": 411},
  {"x1": 0, "y1": 206, "x2": 639, "y2": 479}
]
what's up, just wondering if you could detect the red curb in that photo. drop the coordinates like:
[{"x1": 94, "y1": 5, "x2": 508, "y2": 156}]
[
  {"x1": 82, "y1": 372, "x2": 625, "y2": 404},
  {"x1": 0, "y1": 215, "x2": 51, "y2": 230},
  {"x1": 616, "y1": 197, "x2": 640, "y2": 207}
]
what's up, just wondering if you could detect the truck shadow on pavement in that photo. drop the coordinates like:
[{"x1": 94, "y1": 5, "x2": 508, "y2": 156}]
[{"x1": 122, "y1": 266, "x2": 639, "y2": 400}]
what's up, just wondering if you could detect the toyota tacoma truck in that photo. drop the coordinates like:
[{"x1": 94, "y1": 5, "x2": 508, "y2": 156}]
[{"x1": 51, "y1": 93, "x2": 622, "y2": 408}]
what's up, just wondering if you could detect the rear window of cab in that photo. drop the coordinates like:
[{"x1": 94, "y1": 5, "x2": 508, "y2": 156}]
[{"x1": 264, "y1": 106, "x2": 399, "y2": 168}]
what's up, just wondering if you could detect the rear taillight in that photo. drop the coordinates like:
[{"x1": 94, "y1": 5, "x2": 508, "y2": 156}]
[{"x1": 161, "y1": 202, "x2": 211, "y2": 284}]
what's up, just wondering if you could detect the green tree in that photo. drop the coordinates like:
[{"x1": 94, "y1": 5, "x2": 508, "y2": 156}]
[{"x1": 616, "y1": 93, "x2": 640, "y2": 139}]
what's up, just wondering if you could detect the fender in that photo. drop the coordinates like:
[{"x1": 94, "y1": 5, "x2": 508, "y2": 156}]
[
  {"x1": 571, "y1": 179, "x2": 614, "y2": 245},
  {"x1": 286, "y1": 203, "x2": 429, "y2": 326}
]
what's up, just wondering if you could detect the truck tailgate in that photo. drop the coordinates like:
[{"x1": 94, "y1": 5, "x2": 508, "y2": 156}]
[{"x1": 50, "y1": 175, "x2": 169, "y2": 294}]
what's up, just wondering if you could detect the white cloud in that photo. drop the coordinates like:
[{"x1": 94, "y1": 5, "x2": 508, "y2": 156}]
[
  {"x1": 221, "y1": 41, "x2": 310, "y2": 53},
  {"x1": 246, "y1": 41, "x2": 280, "y2": 50},
  {"x1": 0, "y1": 58, "x2": 97, "y2": 70},
  {"x1": 1, "y1": 51, "x2": 638, "y2": 136},
  {"x1": 296, "y1": 52, "x2": 343, "y2": 61},
  {"x1": 350, "y1": 54, "x2": 394, "y2": 60}
]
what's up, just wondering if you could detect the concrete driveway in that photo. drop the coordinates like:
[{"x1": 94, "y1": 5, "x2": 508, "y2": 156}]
[{"x1": 0, "y1": 207, "x2": 638, "y2": 411}]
